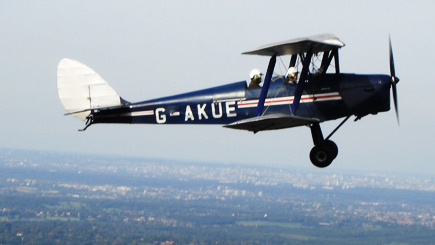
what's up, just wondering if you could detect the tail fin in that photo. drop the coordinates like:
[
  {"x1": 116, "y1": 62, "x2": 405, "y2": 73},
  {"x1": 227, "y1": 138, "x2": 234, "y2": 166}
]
[{"x1": 57, "y1": 58, "x2": 124, "y2": 121}]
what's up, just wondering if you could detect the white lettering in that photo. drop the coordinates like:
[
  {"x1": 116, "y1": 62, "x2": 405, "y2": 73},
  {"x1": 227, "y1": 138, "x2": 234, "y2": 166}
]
[
  {"x1": 225, "y1": 101, "x2": 237, "y2": 117},
  {"x1": 185, "y1": 105, "x2": 194, "y2": 121},
  {"x1": 197, "y1": 104, "x2": 208, "y2": 120},
  {"x1": 155, "y1": 108, "x2": 166, "y2": 123},
  {"x1": 211, "y1": 102, "x2": 223, "y2": 118}
]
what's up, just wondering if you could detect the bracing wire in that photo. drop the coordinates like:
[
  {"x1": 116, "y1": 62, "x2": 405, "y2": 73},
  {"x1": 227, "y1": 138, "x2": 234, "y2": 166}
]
[{"x1": 261, "y1": 55, "x2": 296, "y2": 116}]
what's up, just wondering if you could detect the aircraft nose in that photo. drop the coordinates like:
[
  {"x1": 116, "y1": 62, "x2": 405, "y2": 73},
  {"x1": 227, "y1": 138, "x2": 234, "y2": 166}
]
[
  {"x1": 369, "y1": 74, "x2": 391, "y2": 111},
  {"x1": 339, "y1": 74, "x2": 391, "y2": 118}
]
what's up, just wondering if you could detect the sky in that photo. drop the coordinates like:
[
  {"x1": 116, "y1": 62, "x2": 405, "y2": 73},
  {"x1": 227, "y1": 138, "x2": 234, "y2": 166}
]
[{"x1": 1, "y1": 0, "x2": 434, "y2": 175}]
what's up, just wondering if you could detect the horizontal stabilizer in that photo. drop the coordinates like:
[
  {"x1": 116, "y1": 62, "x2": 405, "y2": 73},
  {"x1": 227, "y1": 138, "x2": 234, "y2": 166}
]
[
  {"x1": 224, "y1": 114, "x2": 319, "y2": 133},
  {"x1": 63, "y1": 104, "x2": 127, "y2": 116},
  {"x1": 57, "y1": 58, "x2": 124, "y2": 121}
]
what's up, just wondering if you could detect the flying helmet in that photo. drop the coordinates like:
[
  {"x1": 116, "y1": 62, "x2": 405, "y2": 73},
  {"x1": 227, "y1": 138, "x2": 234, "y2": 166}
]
[
  {"x1": 286, "y1": 67, "x2": 298, "y2": 78},
  {"x1": 250, "y1": 69, "x2": 263, "y2": 80}
]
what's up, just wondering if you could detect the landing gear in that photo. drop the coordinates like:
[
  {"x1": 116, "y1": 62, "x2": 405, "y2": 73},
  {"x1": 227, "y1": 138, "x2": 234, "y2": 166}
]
[
  {"x1": 308, "y1": 116, "x2": 350, "y2": 168},
  {"x1": 309, "y1": 140, "x2": 338, "y2": 168},
  {"x1": 79, "y1": 113, "x2": 94, "y2": 132}
]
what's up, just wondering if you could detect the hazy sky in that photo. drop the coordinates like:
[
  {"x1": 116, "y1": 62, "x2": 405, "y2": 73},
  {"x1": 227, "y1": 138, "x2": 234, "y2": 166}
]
[{"x1": 1, "y1": 1, "x2": 434, "y2": 174}]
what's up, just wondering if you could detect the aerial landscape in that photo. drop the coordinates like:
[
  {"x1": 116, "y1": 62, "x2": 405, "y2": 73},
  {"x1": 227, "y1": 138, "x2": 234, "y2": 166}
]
[
  {"x1": 1, "y1": 148, "x2": 434, "y2": 243},
  {"x1": 1, "y1": 1, "x2": 435, "y2": 244}
]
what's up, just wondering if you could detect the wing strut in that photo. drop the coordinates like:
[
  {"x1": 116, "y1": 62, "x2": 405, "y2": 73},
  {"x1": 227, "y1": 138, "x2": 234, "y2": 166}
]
[
  {"x1": 291, "y1": 49, "x2": 313, "y2": 114},
  {"x1": 255, "y1": 54, "x2": 276, "y2": 116},
  {"x1": 289, "y1": 54, "x2": 297, "y2": 68}
]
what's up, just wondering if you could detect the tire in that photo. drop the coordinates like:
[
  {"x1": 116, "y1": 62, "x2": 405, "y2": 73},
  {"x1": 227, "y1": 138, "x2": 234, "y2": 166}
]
[
  {"x1": 309, "y1": 141, "x2": 338, "y2": 168},
  {"x1": 323, "y1": 140, "x2": 338, "y2": 159}
]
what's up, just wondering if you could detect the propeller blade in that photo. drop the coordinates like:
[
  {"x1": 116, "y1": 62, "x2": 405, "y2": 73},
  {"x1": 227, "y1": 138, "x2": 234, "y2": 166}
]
[
  {"x1": 389, "y1": 36, "x2": 399, "y2": 124},
  {"x1": 389, "y1": 36, "x2": 396, "y2": 81},
  {"x1": 392, "y1": 82, "x2": 399, "y2": 124}
]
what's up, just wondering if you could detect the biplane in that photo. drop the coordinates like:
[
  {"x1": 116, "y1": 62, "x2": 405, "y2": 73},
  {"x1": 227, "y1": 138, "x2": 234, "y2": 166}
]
[{"x1": 57, "y1": 34, "x2": 399, "y2": 168}]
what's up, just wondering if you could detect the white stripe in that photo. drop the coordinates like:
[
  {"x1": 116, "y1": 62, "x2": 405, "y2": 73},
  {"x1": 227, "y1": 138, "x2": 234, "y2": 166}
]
[
  {"x1": 237, "y1": 92, "x2": 341, "y2": 108},
  {"x1": 131, "y1": 110, "x2": 154, "y2": 116}
]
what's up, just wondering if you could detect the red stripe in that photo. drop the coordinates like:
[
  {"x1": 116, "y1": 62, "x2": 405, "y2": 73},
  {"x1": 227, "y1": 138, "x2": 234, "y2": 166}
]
[{"x1": 238, "y1": 94, "x2": 341, "y2": 107}]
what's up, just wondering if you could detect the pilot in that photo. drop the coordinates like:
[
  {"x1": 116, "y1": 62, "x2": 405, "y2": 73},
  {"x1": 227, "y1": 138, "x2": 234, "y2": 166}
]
[
  {"x1": 248, "y1": 69, "x2": 263, "y2": 89},
  {"x1": 286, "y1": 67, "x2": 298, "y2": 84}
]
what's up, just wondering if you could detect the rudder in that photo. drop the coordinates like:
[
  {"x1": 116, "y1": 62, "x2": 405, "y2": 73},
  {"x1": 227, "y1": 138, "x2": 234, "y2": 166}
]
[{"x1": 57, "y1": 58, "x2": 124, "y2": 121}]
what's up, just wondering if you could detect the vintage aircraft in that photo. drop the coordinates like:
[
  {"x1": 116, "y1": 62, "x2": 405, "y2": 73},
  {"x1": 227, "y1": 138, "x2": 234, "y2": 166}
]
[{"x1": 57, "y1": 34, "x2": 399, "y2": 168}]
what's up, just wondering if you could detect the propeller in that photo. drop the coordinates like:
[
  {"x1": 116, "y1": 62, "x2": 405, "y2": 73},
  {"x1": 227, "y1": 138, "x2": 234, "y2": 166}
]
[{"x1": 389, "y1": 36, "x2": 400, "y2": 124}]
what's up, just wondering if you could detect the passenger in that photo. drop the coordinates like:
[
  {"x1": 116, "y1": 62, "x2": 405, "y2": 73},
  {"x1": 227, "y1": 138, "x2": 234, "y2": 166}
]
[
  {"x1": 286, "y1": 67, "x2": 298, "y2": 84},
  {"x1": 248, "y1": 69, "x2": 263, "y2": 89}
]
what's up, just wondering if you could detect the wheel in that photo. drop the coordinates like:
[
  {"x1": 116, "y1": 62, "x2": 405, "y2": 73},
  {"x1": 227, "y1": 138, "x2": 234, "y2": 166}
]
[
  {"x1": 323, "y1": 140, "x2": 338, "y2": 159},
  {"x1": 309, "y1": 141, "x2": 338, "y2": 168},
  {"x1": 310, "y1": 145, "x2": 332, "y2": 168}
]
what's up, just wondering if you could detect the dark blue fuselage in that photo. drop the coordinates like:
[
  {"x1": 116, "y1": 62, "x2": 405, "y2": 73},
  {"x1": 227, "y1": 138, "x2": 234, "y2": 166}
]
[{"x1": 92, "y1": 73, "x2": 391, "y2": 126}]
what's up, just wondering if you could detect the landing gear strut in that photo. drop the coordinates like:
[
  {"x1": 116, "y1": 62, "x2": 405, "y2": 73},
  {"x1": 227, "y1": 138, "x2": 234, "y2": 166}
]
[
  {"x1": 79, "y1": 114, "x2": 94, "y2": 132},
  {"x1": 309, "y1": 116, "x2": 350, "y2": 168}
]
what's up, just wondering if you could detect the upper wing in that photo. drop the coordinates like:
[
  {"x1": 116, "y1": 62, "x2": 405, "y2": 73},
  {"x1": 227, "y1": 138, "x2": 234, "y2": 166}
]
[
  {"x1": 242, "y1": 34, "x2": 345, "y2": 56},
  {"x1": 224, "y1": 114, "x2": 319, "y2": 133}
]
